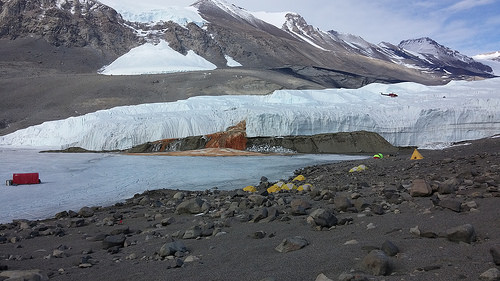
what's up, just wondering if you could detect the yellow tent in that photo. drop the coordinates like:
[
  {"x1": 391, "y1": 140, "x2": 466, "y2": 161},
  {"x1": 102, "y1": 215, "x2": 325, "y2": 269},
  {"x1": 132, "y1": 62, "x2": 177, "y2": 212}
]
[
  {"x1": 243, "y1": 185, "x2": 257, "y2": 192},
  {"x1": 410, "y1": 149, "x2": 424, "y2": 160}
]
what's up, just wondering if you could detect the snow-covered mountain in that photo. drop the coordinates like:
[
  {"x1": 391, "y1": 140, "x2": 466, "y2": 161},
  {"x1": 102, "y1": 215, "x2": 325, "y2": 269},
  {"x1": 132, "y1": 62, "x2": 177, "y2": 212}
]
[
  {"x1": 0, "y1": 0, "x2": 498, "y2": 138},
  {"x1": 2, "y1": 78, "x2": 499, "y2": 151},
  {"x1": 473, "y1": 51, "x2": 500, "y2": 76},
  {"x1": 1, "y1": 0, "x2": 493, "y2": 81}
]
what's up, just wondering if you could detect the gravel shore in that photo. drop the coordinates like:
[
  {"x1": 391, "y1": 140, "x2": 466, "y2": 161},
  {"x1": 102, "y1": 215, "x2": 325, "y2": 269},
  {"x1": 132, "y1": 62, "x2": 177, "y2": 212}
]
[{"x1": 0, "y1": 135, "x2": 499, "y2": 281}]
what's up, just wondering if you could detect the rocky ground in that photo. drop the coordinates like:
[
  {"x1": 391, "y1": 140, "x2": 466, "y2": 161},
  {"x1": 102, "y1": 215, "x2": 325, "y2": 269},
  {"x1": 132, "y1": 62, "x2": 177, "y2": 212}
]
[{"x1": 0, "y1": 136, "x2": 499, "y2": 281}]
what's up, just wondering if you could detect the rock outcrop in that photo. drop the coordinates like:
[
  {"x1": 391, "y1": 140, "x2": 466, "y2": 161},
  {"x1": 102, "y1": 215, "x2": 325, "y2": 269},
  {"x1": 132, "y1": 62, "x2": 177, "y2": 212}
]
[{"x1": 126, "y1": 121, "x2": 399, "y2": 154}]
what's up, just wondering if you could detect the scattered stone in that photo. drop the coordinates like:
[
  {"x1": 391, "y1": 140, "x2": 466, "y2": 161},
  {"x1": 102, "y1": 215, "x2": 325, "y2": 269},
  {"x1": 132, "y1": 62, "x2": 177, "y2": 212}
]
[
  {"x1": 69, "y1": 218, "x2": 85, "y2": 228},
  {"x1": 78, "y1": 206, "x2": 95, "y2": 218},
  {"x1": 438, "y1": 199, "x2": 462, "y2": 212},
  {"x1": 315, "y1": 273, "x2": 333, "y2": 281},
  {"x1": 366, "y1": 223, "x2": 376, "y2": 230},
  {"x1": 343, "y1": 239, "x2": 358, "y2": 245},
  {"x1": 362, "y1": 250, "x2": 392, "y2": 276},
  {"x1": 275, "y1": 236, "x2": 309, "y2": 253},
  {"x1": 290, "y1": 199, "x2": 311, "y2": 215},
  {"x1": 184, "y1": 255, "x2": 200, "y2": 263},
  {"x1": 159, "y1": 241, "x2": 187, "y2": 258},
  {"x1": 490, "y1": 245, "x2": 500, "y2": 265},
  {"x1": 479, "y1": 268, "x2": 500, "y2": 281},
  {"x1": 249, "y1": 231, "x2": 267, "y2": 239},
  {"x1": 410, "y1": 226, "x2": 420, "y2": 236},
  {"x1": 252, "y1": 208, "x2": 268, "y2": 223},
  {"x1": 334, "y1": 195, "x2": 352, "y2": 212},
  {"x1": 410, "y1": 179, "x2": 432, "y2": 197},
  {"x1": 173, "y1": 192, "x2": 186, "y2": 200},
  {"x1": 308, "y1": 208, "x2": 338, "y2": 228},
  {"x1": 381, "y1": 240, "x2": 399, "y2": 256},
  {"x1": 0, "y1": 270, "x2": 49, "y2": 281},
  {"x1": 102, "y1": 234, "x2": 126, "y2": 250},
  {"x1": 166, "y1": 258, "x2": 184, "y2": 269},
  {"x1": 446, "y1": 224, "x2": 476, "y2": 244},
  {"x1": 248, "y1": 194, "x2": 266, "y2": 206},
  {"x1": 183, "y1": 226, "x2": 202, "y2": 239},
  {"x1": 176, "y1": 198, "x2": 204, "y2": 214},
  {"x1": 161, "y1": 217, "x2": 175, "y2": 226},
  {"x1": 110, "y1": 226, "x2": 130, "y2": 235}
]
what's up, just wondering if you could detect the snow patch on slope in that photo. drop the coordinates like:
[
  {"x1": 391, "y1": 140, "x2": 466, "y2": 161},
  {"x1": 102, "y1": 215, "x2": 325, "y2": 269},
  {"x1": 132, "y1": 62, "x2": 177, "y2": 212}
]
[
  {"x1": 99, "y1": 40, "x2": 216, "y2": 75},
  {"x1": 473, "y1": 51, "x2": 500, "y2": 75}
]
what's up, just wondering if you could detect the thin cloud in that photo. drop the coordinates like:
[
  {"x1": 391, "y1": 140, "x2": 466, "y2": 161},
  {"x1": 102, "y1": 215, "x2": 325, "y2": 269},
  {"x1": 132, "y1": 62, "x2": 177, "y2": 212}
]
[{"x1": 446, "y1": 0, "x2": 496, "y2": 12}]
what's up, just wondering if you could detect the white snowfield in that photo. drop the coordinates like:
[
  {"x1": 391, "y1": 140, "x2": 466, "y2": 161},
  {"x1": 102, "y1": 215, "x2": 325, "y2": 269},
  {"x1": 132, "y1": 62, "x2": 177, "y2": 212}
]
[{"x1": 1, "y1": 78, "x2": 499, "y2": 151}]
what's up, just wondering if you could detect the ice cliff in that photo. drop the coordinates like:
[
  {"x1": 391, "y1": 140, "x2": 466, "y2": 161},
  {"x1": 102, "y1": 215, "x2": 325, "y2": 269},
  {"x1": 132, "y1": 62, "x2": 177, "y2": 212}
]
[{"x1": 1, "y1": 78, "x2": 499, "y2": 150}]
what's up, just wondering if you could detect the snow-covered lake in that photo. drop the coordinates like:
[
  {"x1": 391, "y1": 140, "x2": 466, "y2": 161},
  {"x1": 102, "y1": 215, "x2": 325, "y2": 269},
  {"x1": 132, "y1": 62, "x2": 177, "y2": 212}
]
[{"x1": 0, "y1": 148, "x2": 367, "y2": 223}]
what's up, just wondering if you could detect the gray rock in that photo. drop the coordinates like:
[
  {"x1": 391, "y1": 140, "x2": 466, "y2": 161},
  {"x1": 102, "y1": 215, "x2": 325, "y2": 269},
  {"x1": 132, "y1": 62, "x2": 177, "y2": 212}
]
[
  {"x1": 446, "y1": 224, "x2": 476, "y2": 243},
  {"x1": 249, "y1": 231, "x2": 267, "y2": 239},
  {"x1": 166, "y1": 258, "x2": 184, "y2": 269},
  {"x1": 252, "y1": 208, "x2": 268, "y2": 223},
  {"x1": 69, "y1": 218, "x2": 85, "y2": 228},
  {"x1": 381, "y1": 240, "x2": 399, "y2": 256},
  {"x1": 315, "y1": 273, "x2": 333, "y2": 281},
  {"x1": 275, "y1": 236, "x2": 309, "y2": 253},
  {"x1": 176, "y1": 198, "x2": 204, "y2": 214},
  {"x1": 78, "y1": 206, "x2": 95, "y2": 218},
  {"x1": 334, "y1": 195, "x2": 352, "y2": 212},
  {"x1": 290, "y1": 198, "x2": 311, "y2": 215},
  {"x1": 371, "y1": 204, "x2": 385, "y2": 215},
  {"x1": 161, "y1": 217, "x2": 175, "y2": 226},
  {"x1": 308, "y1": 208, "x2": 338, "y2": 227},
  {"x1": 102, "y1": 234, "x2": 126, "y2": 249},
  {"x1": 410, "y1": 179, "x2": 432, "y2": 197},
  {"x1": 490, "y1": 245, "x2": 500, "y2": 265},
  {"x1": 362, "y1": 249, "x2": 392, "y2": 276},
  {"x1": 479, "y1": 268, "x2": 500, "y2": 281},
  {"x1": 262, "y1": 207, "x2": 279, "y2": 222},
  {"x1": 0, "y1": 269, "x2": 49, "y2": 281},
  {"x1": 173, "y1": 192, "x2": 186, "y2": 200},
  {"x1": 248, "y1": 194, "x2": 266, "y2": 206},
  {"x1": 109, "y1": 226, "x2": 130, "y2": 235},
  {"x1": 183, "y1": 225, "x2": 202, "y2": 239},
  {"x1": 159, "y1": 241, "x2": 187, "y2": 258},
  {"x1": 438, "y1": 199, "x2": 462, "y2": 212},
  {"x1": 437, "y1": 183, "x2": 456, "y2": 194}
]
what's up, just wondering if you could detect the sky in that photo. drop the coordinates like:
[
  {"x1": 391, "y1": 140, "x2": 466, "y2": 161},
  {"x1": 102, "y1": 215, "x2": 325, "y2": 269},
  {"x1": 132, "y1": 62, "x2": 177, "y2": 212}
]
[{"x1": 100, "y1": 0, "x2": 499, "y2": 56}]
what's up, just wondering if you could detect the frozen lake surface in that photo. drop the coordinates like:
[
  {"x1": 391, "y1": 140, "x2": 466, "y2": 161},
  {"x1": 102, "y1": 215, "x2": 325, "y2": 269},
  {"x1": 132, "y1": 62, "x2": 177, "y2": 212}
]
[{"x1": 0, "y1": 148, "x2": 367, "y2": 223}]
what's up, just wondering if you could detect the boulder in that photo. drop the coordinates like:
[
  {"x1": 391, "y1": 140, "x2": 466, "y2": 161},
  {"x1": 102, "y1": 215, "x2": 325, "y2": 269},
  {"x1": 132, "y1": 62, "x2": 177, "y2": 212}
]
[
  {"x1": 0, "y1": 270, "x2": 49, "y2": 281},
  {"x1": 490, "y1": 245, "x2": 500, "y2": 265},
  {"x1": 290, "y1": 199, "x2": 311, "y2": 215},
  {"x1": 362, "y1": 250, "x2": 392, "y2": 276},
  {"x1": 381, "y1": 240, "x2": 399, "y2": 256},
  {"x1": 334, "y1": 195, "x2": 352, "y2": 212},
  {"x1": 275, "y1": 236, "x2": 309, "y2": 253},
  {"x1": 410, "y1": 179, "x2": 432, "y2": 197},
  {"x1": 78, "y1": 206, "x2": 95, "y2": 218},
  {"x1": 308, "y1": 208, "x2": 338, "y2": 227},
  {"x1": 446, "y1": 224, "x2": 476, "y2": 244},
  {"x1": 438, "y1": 199, "x2": 462, "y2": 212},
  {"x1": 183, "y1": 226, "x2": 202, "y2": 239},
  {"x1": 159, "y1": 241, "x2": 187, "y2": 258},
  {"x1": 479, "y1": 268, "x2": 500, "y2": 281},
  {"x1": 176, "y1": 198, "x2": 204, "y2": 214},
  {"x1": 102, "y1": 234, "x2": 126, "y2": 249}
]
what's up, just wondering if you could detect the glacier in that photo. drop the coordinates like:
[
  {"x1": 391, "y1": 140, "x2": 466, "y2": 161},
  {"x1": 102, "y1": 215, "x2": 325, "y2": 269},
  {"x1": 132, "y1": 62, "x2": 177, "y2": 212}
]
[{"x1": 1, "y1": 78, "x2": 499, "y2": 151}]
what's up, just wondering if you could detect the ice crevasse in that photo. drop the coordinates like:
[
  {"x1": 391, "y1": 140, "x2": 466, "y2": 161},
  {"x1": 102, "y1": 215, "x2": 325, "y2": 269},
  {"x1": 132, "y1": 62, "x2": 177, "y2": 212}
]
[{"x1": 0, "y1": 79, "x2": 499, "y2": 151}]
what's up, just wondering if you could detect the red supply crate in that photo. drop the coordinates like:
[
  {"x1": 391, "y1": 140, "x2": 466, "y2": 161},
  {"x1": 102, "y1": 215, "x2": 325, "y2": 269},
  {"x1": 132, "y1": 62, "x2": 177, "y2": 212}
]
[{"x1": 12, "y1": 173, "x2": 41, "y2": 185}]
